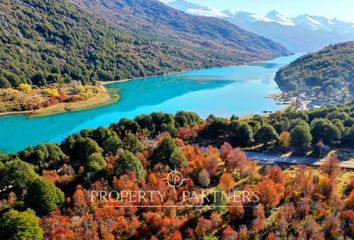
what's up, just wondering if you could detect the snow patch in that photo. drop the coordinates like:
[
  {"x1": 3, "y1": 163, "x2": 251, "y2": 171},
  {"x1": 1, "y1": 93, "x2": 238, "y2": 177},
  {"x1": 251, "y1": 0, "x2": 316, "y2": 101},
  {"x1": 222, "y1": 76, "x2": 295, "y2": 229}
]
[{"x1": 187, "y1": 8, "x2": 227, "y2": 17}]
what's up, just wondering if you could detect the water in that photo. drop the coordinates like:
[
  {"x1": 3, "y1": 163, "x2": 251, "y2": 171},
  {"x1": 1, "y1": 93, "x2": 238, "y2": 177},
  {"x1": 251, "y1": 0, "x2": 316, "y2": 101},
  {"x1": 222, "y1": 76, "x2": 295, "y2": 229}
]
[{"x1": 0, "y1": 54, "x2": 301, "y2": 153}]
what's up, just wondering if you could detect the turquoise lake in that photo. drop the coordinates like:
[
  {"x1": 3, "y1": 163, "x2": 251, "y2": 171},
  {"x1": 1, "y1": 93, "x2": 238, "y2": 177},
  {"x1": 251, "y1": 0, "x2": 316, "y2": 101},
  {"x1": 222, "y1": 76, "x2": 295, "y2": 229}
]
[{"x1": 0, "y1": 54, "x2": 301, "y2": 153}]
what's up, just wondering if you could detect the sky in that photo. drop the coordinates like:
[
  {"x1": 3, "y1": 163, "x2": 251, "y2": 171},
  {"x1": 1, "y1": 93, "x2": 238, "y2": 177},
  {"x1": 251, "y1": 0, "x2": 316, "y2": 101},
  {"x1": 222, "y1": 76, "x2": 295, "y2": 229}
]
[{"x1": 165, "y1": 0, "x2": 354, "y2": 22}]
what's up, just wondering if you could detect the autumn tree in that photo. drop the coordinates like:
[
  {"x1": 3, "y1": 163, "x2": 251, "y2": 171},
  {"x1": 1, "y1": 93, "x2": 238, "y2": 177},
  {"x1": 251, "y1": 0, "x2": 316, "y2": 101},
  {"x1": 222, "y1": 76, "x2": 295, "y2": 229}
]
[
  {"x1": 167, "y1": 230, "x2": 183, "y2": 240},
  {"x1": 219, "y1": 173, "x2": 235, "y2": 191},
  {"x1": 228, "y1": 201, "x2": 244, "y2": 221},
  {"x1": 315, "y1": 176, "x2": 335, "y2": 199},
  {"x1": 255, "y1": 178, "x2": 283, "y2": 210},
  {"x1": 275, "y1": 202, "x2": 296, "y2": 236},
  {"x1": 278, "y1": 131, "x2": 290, "y2": 149},
  {"x1": 266, "y1": 232, "x2": 279, "y2": 240},
  {"x1": 266, "y1": 165, "x2": 285, "y2": 184},
  {"x1": 322, "y1": 214, "x2": 342, "y2": 239},
  {"x1": 225, "y1": 148, "x2": 248, "y2": 172},
  {"x1": 341, "y1": 210, "x2": 354, "y2": 236},
  {"x1": 198, "y1": 169, "x2": 211, "y2": 187},
  {"x1": 170, "y1": 150, "x2": 188, "y2": 168},
  {"x1": 320, "y1": 155, "x2": 341, "y2": 179},
  {"x1": 204, "y1": 156, "x2": 219, "y2": 176},
  {"x1": 345, "y1": 190, "x2": 354, "y2": 208},
  {"x1": 220, "y1": 142, "x2": 233, "y2": 160},
  {"x1": 195, "y1": 217, "x2": 213, "y2": 237},
  {"x1": 161, "y1": 123, "x2": 178, "y2": 137},
  {"x1": 252, "y1": 207, "x2": 265, "y2": 233},
  {"x1": 222, "y1": 225, "x2": 238, "y2": 240},
  {"x1": 210, "y1": 212, "x2": 222, "y2": 230},
  {"x1": 238, "y1": 225, "x2": 249, "y2": 240}
]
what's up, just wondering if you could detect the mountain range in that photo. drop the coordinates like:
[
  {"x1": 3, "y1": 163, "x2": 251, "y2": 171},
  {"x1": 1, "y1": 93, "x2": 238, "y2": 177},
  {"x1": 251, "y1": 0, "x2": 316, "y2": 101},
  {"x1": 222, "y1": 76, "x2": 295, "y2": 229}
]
[
  {"x1": 0, "y1": 0, "x2": 289, "y2": 88},
  {"x1": 167, "y1": 0, "x2": 354, "y2": 52}
]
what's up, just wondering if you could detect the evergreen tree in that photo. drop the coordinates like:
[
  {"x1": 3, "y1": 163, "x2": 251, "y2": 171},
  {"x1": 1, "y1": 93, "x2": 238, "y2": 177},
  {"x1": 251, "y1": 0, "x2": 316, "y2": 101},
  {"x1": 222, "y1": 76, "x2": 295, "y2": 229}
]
[
  {"x1": 0, "y1": 209, "x2": 43, "y2": 240},
  {"x1": 255, "y1": 124, "x2": 279, "y2": 145},
  {"x1": 86, "y1": 153, "x2": 107, "y2": 172},
  {"x1": 25, "y1": 178, "x2": 65, "y2": 215},
  {"x1": 123, "y1": 133, "x2": 144, "y2": 153},
  {"x1": 114, "y1": 151, "x2": 145, "y2": 178},
  {"x1": 290, "y1": 124, "x2": 313, "y2": 152}
]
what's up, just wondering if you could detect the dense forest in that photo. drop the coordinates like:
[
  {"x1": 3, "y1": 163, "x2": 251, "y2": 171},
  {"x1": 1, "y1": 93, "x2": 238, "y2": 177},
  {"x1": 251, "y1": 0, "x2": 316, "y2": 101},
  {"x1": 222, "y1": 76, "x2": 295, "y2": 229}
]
[
  {"x1": 0, "y1": 104, "x2": 353, "y2": 239},
  {"x1": 275, "y1": 41, "x2": 354, "y2": 97},
  {"x1": 0, "y1": 0, "x2": 289, "y2": 89}
]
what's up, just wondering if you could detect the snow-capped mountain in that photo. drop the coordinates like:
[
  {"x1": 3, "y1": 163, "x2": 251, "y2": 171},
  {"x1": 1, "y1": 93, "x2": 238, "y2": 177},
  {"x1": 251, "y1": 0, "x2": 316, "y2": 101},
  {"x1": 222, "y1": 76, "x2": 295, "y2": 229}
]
[
  {"x1": 265, "y1": 10, "x2": 295, "y2": 26},
  {"x1": 166, "y1": 0, "x2": 354, "y2": 52},
  {"x1": 225, "y1": 10, "x2": 353, "y2": 34},
  {"x1": 226, "y1": 11, "x2": 294, "y2": 26},
  {"x1": 293, "y1": 15, "x2": 331, "y2": 31},
  {"x1": 293, "y1": 15, "x2": 354, "y2": 34},
  {"x1": 167, "y1": 0, "x2": 226, "y2": 17}
]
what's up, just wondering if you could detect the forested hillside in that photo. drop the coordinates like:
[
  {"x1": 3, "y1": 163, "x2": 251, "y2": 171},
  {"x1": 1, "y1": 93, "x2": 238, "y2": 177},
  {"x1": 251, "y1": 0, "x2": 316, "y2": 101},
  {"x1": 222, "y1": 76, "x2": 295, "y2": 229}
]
[
  {"x1": 0, "y1": 0, "x2": 289, "y2": 88},
  {"x1": 0, "y1": 105, "x2": 353, "y2": 239},
  {"x1": 71, "y1": 0, "x2": 291, "y2": 65},
  {"x1": 0, "y1": 0, "x2": 198, "y2": 88},
  {"x1": 275, "y1": 42, "x2": 354, "y2": 96}
]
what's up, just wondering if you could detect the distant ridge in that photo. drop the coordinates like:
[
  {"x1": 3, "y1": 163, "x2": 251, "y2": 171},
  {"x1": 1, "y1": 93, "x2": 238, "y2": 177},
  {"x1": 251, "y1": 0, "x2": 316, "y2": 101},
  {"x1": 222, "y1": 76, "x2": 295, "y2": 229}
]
[{"x1": 167, "y1": 0, "x2": 354, "y2": 52}]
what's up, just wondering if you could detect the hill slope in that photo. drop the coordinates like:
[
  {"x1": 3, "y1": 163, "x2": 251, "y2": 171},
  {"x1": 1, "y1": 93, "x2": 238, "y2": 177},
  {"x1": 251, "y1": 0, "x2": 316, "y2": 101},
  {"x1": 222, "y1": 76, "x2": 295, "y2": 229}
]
[
  {"x1": 275, "y1": 41, "x2": 354, "y2": 97},
  {"x1": 0, "y1": 0, "x2": 289, "y2": 88},
  {"x1": 0, "y1": 0, "x2": 207, "y2": 87},
  {"x1": 70, "y1": 0, "x2": 290, "y2": 63}
]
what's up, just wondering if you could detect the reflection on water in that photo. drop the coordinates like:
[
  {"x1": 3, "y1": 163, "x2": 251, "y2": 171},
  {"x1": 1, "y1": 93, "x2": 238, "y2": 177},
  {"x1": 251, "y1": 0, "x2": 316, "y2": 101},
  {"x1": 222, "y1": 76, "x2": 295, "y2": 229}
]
[
  {"x1": 0, "y1": 54, "x2": 302, "y2": 153},
  {"x1": 106, "y1": 76, "x2": 233, "y2": 111}
]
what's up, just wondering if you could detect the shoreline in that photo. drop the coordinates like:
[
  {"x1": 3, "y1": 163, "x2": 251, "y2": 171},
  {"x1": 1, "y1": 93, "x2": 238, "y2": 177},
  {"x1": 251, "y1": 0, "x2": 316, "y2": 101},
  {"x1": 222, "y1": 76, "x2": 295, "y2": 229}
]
[
  {"x1": 0, "y1": 54, "x2": 294, "y2": 118},
  {"x1": 0, "y1": 86, "x2": 119, "y2": 118},
  {"x1": 102, "y1": 53, "x2": 294, "y2": 86},
  {"x1": 101, "y1": 69, "x2": 195, "y2": 86}
]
